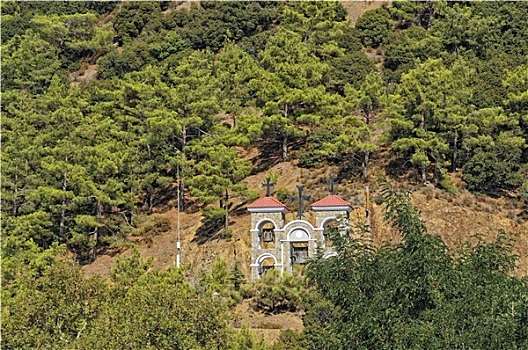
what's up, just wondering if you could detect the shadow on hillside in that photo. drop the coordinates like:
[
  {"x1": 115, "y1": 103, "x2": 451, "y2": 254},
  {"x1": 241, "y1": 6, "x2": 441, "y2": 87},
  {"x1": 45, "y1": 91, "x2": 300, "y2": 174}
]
[
  {"x1": 231, "y1": 203, "x2": 248, "y2": 217},
  {"x1": 151, "y1": 183, "x2": 200, "y2": 214},
  {"x1": 192, "y1": 216, "x2": 224, "y2": 245},
  {"x1": 192, "y1": 202, "x2": 247, "y2": 245},
  {"x1": 251, "y1": 139, "x2": 308, "y2": 175},
  {"x1": 152, "y1": 184, "x2": 178, "y2": 212},
  {"x1": 251, "y1": 142, "x2": 283, "y2": 175},
  {"x1": 385, "y1": 157, "x2": 415, "y2": 182},
  {"x1": 98, "y1": 246, "x2": 127, "y2": 258},
  {"x1": 336, "y1": 158, "x2": 364, "y2": 182}
]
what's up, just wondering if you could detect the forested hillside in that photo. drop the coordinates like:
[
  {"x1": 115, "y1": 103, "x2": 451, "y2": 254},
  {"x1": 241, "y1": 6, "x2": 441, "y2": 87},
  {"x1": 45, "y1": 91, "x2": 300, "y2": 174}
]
[{"x1": 2, "y1": 1, "x2": 528, "y2": 348}]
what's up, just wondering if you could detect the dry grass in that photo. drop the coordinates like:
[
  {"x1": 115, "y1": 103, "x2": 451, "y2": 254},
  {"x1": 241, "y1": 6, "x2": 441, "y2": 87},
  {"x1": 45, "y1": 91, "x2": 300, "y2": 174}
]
[
  {"x1": 83, "y1": 155, "x2": 528, "y2": 280},
  {"x1": 339, "y1": 0, "x2": 391, "y2": 26},
  {"x1": 231, "y1": 300, "x2": 304, "y2": 345},
  {"x1": 80, "y1": 147, "x2": 528, "y2": 346}
]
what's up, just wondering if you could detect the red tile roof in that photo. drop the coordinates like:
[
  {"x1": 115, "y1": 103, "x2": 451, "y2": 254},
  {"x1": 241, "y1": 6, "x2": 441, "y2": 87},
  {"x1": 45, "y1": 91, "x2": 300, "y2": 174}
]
[
  {"x1": 247, "y1": 197, "x2": 288, "y2": 209},
  {"x1": 311, "y1": 195, "x2": 351, "y2": 208}
]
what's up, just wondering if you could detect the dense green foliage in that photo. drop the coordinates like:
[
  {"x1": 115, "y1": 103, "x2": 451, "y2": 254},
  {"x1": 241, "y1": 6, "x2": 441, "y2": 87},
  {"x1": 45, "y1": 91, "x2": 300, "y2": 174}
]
[
  {"x1": 2, "y1": 249, "x2": 244, "y2": 349},
  {"x1": 4, "y1": 185, "x2": 526, "y2": 349},
  {"x1": 2, "y1": 2, "x2": 528, "y2": 348},
  {"x1": 297, "y1": 182, "x2": 528, "y2": 349},
  {"x1": 2, "y1": 0, "x2": 526, "y2": 257}
]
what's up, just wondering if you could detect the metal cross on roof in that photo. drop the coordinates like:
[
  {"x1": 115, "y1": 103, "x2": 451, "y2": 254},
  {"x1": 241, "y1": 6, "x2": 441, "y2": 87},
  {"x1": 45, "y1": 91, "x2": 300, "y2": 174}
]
[
  {"x1": 262, "y1": 177, "x2": 275, "y2": 197},
  {"x1": 329, "y1": 176, "x2": 336, "y2": 195},
  {"x1": 290, "y1": 185, "x2": 311, "y2": 219}
]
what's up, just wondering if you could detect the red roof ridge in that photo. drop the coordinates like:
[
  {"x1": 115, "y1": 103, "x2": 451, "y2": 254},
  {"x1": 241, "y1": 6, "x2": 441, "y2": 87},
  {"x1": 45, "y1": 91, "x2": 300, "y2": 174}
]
[
  {"x1": 247, "y1": 196, "x2": 288, "y2": 209},
  {"x1": 311, "y1": 195, "x2": 352, "y2": 208}
]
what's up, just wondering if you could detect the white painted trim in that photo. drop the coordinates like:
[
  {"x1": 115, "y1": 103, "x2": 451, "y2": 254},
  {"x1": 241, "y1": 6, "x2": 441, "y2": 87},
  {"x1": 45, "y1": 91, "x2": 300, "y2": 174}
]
[
  {"x1": 248, "y1": 207, "x2": 288, "y2": 213},
  {"x1": 281, "y1": 242, "x2": 284, "y2": 275},
  {"x1": 253, "y1": 218, "x2": 278, "y2": 231},
  {"x1": 287, "y1": 227, "x2": 311, "y2": 241},
  {"x1": 255, "y1": 253, "x2": 278, "y2": 265},
  {"x1": 280, "y1": 238, "x2": 318, "y2": 243},
  {"x1": 312, "y1": 206, "x2": 352, "y2": 212},
  {"x1": 283, "y1": 219, "x2": 316, "y2": 232},
  {"x1": 320, "y1": 216, "x2": 338, "y2": 229}
]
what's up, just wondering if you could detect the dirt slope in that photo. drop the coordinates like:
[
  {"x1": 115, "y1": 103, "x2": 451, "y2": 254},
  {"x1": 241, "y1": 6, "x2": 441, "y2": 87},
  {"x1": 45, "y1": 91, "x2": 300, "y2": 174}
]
[
  {"x1": 79, "y1": 2, "x2": 527, "y2": 343},
  {"x1": 83, "y1": 159, "x2": 528, "y2": 279},
  {"x1": 81, "y1": 156, "x2": 527, "y2": 345},
  {"x1": 340, "y1": 0, "x2": 391, "y2": 26}
]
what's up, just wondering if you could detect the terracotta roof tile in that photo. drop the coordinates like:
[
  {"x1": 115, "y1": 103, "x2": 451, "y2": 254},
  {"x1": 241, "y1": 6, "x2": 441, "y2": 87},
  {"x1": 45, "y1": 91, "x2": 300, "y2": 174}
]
[
  {"x1": 247, "y1": 197, "x2": 288, "y2": 209},
  {"x1": 311, "y1": 195, "x2": 352, "y2": 208}
]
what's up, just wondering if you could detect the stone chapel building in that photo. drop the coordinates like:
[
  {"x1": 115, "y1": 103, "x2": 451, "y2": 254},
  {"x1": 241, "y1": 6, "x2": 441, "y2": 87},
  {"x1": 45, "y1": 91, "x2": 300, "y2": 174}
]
[{"x1": 247, "y1": 192, "x2": 353, "y2": 280}]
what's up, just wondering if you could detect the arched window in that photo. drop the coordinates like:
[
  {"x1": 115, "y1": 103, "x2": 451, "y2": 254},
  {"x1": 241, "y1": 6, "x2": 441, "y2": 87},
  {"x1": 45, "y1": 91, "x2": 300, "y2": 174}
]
[
  {"x1": 257, "y1": 255, "x2": 276, "y2": 277},
  {"x1": 258, "y1": 221, "x2": 275, "y2": 248},
  {"x1": 323, "y1": 219, "x2": 339, "y2": 248}
]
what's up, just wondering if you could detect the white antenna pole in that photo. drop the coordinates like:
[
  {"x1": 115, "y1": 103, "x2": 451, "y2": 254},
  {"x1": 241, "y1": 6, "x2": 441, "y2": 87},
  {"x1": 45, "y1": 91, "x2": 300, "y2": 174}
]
[{"x1": 176, "y1": 165, "x2": 181, "y2": 268}]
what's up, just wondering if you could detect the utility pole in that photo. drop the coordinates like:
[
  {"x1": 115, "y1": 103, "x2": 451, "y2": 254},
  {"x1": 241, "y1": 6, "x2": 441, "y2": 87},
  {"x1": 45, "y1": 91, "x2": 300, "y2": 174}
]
[{"x1": 176, "y1": 166, "x2": 181, "y2": 268}]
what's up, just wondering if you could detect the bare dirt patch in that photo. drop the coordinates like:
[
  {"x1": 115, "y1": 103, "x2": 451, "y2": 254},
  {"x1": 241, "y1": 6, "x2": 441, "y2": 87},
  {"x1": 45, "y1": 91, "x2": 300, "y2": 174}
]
[
  {"x1": 231, "y1": 300, "x2": 304, "y2": 345},
  {"x1": 69, "y1": 64, "x2": 98, "y2": 87},
  {"x1": 340, "y1": 0, "x2": 392, "y2": 26}
]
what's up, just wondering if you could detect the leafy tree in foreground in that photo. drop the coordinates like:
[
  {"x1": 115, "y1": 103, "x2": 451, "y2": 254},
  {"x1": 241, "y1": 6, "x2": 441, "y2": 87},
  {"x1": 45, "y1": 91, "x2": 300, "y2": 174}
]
[
  {"x1": 2, "y1": 259, "x2": 108, "y2": 350},
  {"x1": 3, "y1": 248, "x2": 254, "y2": 349},
  {"x1": 298, "y1": 181, "x2": 528, "y2": 349}
]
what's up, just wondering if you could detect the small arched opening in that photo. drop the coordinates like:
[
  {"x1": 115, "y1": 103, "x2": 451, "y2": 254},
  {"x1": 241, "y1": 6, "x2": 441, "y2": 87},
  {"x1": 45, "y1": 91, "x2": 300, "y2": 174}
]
[
  {"x1": 258, "y1": 220, "x2": 276, "y2": 249},
  {"x1": 257, "y1": 254, "x2": 277, "y2": 278},
  {"x1": 323, "y1": 252, "x2": 337, "y2": 259},
  {"x1": 322, "y1": 218, "x2": 339, "y2": 248}
]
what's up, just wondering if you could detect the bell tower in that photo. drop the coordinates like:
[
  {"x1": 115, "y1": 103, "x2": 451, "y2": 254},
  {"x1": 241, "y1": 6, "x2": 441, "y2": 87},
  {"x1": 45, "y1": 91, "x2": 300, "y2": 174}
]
[
  {"x1": 247, "y1": 197, "x2": 289, "y2": 280},
  {"x1": 311, "y1": 195, "x2": 353, "y2": 252}
]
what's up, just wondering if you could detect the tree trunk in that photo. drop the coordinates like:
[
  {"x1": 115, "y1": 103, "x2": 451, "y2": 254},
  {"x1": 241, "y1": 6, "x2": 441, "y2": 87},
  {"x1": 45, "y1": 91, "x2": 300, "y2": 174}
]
[
  {"x1": 362, "y1": 152, "x2": 370, "y2": 180},
  {"x1": 59, "y1": 169, "x2": 68, "y2": 241},
  {"x1": 93, "y1": 201, "x2": 101, "y2": 261},
  {"x1": 224, "y1": 189, "x2": 229, "y2": 230},
  {"x1": 421, "y1": 164, "x2": 427, "y2": 184},
  {"x1": 13, "y1": 168, "x2": 18, "y2": 217},
  {"x1": 121, "y1": 211, "x2": 133, "y2": 227},
  {"x1": 147, "y1": 186, "x2": 154, "y2": 215},
  {"x1": 451, "y1": 132, "x2": 458, "y2": 173},
  {"x1": 282, "y1": 135, "x2": 288, "y2": 160}
]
